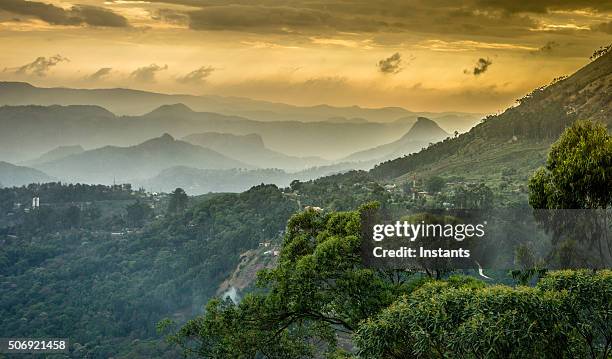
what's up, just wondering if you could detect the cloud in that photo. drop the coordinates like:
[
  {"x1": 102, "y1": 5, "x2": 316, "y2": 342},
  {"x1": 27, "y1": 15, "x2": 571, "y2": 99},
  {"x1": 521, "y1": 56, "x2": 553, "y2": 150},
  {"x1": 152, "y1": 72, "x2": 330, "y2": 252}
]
[
  {"x1": 539, "y1": 41, "x2": 560, "y2": 52},
  {"x1": 129, "y1": 64, "x2": 168, "y2": 82},
  {"x1": 465, "y1": 58, "x2": 493, "y2": 76},
  {"x1": 187, "y1": 5, "x2": 333, "y2": 32},
  {"x1": 177, "y1": 66, "x2": 215, "y2": 84},
  {"x1": 591, "y1": 21, "x2": 612, "y2": 34},
  {"x1": 71, "y1": 5, "x2": 129, "y2": 27},
  {"x1": 151, "y1": 8, "x2": 189, "y2": 25},
  {"x1": 377, "y1": 53, "x2": 403, "y2": 74},
  {"x1": 85, "y1": 67, "x2": 113, "y2": 81},
  {"x1": 0, "y1": 0, "x2": 128, "y2": 27},
  {"x1": 138, "y1": 0, "x2": 586, "y2": 39},
  {"x1": 7, "y1": 55, "x2": 69, "y2": 76},
  {"x1": 473, "y1": 0, "x2": 612, "y2": 13},
  {"x1": 529, "y1": 40, "x2": 562, "y2": 55}
]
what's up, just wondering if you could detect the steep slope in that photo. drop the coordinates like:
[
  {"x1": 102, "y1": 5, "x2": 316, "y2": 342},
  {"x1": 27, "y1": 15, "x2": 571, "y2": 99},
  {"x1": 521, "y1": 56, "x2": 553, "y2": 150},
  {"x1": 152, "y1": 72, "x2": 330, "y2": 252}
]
[
  {"x1": 343, "y1": 117, "x2": 449, "y2": 162},
  {"x1": 34, "y1": 134, "x2": 250, "y2": 184},
  {"x1": 182, "y1": 132, "x2": 328, "y2": 171},
  {"x1": 371, "y1": 50, "x2": 612, "y2": 183},
  {"x1": 22, "y1": 145, "x2": 85, "y2": 166},
  {"x1": 0, "y1": 162, "x2": 54, "y2": 187}
]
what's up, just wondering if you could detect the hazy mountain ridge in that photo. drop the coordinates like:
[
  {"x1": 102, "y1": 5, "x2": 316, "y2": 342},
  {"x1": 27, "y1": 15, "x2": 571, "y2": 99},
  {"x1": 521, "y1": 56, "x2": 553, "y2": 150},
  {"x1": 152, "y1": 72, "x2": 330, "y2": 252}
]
[
  {"x1": 0, "y1": 103, "x2": 420, "y2": 162},
  {"x1": 22, "y1": 145, "x2": 85, "y2": 166},
  {"x1": 33, "y1": 134, "x2": 249, "y2": 184},
  {"x1": 343, "y1": 117, "x2": 449, "y2": 162},
  {"x1": 139, "y1": 159, "x2": 375, "y2": 195},
  {"x1": 0, "y1": 82, "x2": 482, "y2": 130},
  {"x1": 182, "y1": 132, "x2": 328, "y2": 171},
  {"x1": 0, "y1": 161, "x2": 54, "y2": 187}
]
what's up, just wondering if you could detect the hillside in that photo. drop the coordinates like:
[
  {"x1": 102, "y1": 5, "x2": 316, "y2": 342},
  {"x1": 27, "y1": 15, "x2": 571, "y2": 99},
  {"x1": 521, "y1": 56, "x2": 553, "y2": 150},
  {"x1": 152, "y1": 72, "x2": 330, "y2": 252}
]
[
  {"x1": 343, "y1": 117, "x2": 449, "y2": 163},
  {"x1": 34, "y1": 134, "x2": 249, "y2": 184},
  {"x1": 0, "y1": 161, "x2": 54, "y2": 187},
  {"x1": 182, "y1": 132, "x2": 328, "y2": 171},
  {"x1": 370, "y1": 51, "x2": 612, "y2": 183}
]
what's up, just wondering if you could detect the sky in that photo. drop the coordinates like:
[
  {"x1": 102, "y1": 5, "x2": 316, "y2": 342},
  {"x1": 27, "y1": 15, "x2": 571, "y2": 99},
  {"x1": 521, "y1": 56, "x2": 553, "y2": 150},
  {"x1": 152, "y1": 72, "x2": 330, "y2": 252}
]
[{"x1": 0, "y1": 0, "x2": 610, "y2": 113}]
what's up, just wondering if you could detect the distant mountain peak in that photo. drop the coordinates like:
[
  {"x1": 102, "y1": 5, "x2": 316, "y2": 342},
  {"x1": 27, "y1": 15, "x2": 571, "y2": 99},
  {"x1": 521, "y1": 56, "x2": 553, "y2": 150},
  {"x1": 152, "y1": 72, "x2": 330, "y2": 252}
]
[
  {"x1": 147, "y1": 103, "x2": 194, "y2": 116},
  {"x1": 158, "y1": 133, "x2": 175, "y2": 141},
  {"x1": 401, "y1": 117, "x2": 448, "y2": 141}
]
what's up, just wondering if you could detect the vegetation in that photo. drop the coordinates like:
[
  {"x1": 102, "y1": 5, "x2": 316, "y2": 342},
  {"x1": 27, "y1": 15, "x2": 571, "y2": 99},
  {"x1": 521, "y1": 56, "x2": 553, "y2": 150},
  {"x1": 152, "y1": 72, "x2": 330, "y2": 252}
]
[
  {"x1": 167, "y1": 203, "x2": 612, "y2": 358},
  {"x1": 529, "y1": 121, "x2": 612, "y2": 209},
  {"x1": 0, "y1": 184, "x2": 298, "y2": 357}
]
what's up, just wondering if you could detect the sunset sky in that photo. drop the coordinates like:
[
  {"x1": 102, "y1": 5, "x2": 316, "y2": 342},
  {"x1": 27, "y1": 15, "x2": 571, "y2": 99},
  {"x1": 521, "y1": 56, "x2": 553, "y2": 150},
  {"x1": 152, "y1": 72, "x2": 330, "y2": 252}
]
[{"x1": 1, "y1": 0, "x2": 611, "y2": 113}]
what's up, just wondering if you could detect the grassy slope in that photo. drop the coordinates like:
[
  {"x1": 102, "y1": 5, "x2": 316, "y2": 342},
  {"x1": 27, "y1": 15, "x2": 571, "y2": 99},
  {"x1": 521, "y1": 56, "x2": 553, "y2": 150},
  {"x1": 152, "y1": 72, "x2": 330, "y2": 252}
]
[{"x1": 372, "y1": 50, "x2": 611, "y2": 184}]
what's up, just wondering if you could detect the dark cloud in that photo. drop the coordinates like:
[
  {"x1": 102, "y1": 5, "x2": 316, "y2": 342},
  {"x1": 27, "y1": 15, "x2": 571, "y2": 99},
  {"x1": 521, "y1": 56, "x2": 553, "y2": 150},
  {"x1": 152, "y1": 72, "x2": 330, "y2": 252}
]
[
  {"x1": 71, "y1": 5, "x2": 129, "y2": 27},
  {"x1": 528, "y1": 40, "x2": 562, "y2": 56},
  {"x1": 138, "y1": 0, "x2": 612, "y2": 39},
  {"x1": 85, "y1": 67, "x2": 113, "y2": 81},
  {"x1": 465, "y1": 58, "x2": 493, "y2": 76},
  {"x1": 591, "y1": 21, "x2": 612, "y2": 34},
  {"x1": 129, "y1": 64, "x2": 168, "y2": 83},
  {"x1": 377, "y1": 53, "x2": 403, "y2": 74},
  {"x1": 0, "y1": 0, "x2": 128, "y2": 27},
  {"x1": 473, "y1": 0, "x2": 612, "y2": 13},
  {"x1": 144, "y1": 1, "x2": 539, "y2": 38},
  {"x1": 151, "y1": 8, "x2": 190, "y2": 25},
  {"x1": 539, "y1": 41, "x2": 560, "y2": 52},
  {"x1": 187, "y1": 5, "x2": 333, "y2": 32},
  {"x1": 6, "y1": 55, "x2": 69, "y2": 76},
  {"x1": 177, "y1": 66, "x2": 215, "y2": 84}
]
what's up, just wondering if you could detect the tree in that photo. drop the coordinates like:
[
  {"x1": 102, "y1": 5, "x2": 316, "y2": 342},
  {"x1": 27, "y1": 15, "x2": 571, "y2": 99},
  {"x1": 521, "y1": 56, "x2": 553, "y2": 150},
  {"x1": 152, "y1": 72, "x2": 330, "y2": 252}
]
[
  {"x1": 167, "y1": 188, "x2": 188, "y2": 214},
  {"x1": 590, "y1": 44, "x2": 611, "y2": 61},
  {"x1": 529, "y1": 120, "x2": 612, "y2": 267},
  {"x1": 529, "y1": 120, "x2": 612, "y2": 209},
  {"x1": 63, "y1": 205, "x2": 81, "y2": 228},
  {"x1": 168, "y1": 203, "x2": 408, "y2": 357},
  {"x1": 424, "y1": 176, "x2": 445, "y2": 193},
  {"x1": 126, "y1": 200, "x2": 152, "y2": 227},
  {"x1": 356, "y1": 271, "x2": 612, "y2": 359}
]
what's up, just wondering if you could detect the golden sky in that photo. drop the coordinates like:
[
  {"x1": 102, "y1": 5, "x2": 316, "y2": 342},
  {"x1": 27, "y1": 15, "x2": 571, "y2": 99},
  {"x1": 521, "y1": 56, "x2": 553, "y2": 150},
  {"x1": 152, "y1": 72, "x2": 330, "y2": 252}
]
[{"x1": 0, "y1": 0, "x2": 611, "y2": 113}]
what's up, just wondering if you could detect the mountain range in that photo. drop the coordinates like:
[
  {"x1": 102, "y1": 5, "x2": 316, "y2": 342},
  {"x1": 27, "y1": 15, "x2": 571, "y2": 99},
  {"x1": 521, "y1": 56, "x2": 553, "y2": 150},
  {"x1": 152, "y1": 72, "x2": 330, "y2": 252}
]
[
  {"x1": 34, "y1": 134, "x2": 249, "y2": 184},
  {"x1": 182, "y1": 132, "x2": 327, "y2": 171},
  {"x1": 0, "y1": 103, "x2": 427, "y2": 162},
  {"x1": 0, "y1": 81, "x2": 482, "y2": 132}
]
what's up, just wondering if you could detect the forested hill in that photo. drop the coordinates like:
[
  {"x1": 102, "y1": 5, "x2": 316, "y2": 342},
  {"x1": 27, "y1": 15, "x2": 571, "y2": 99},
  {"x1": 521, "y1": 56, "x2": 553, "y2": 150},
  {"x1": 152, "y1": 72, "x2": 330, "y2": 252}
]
[{"x1": 371, "y1": 49, "x2": 612, "y2": 181}]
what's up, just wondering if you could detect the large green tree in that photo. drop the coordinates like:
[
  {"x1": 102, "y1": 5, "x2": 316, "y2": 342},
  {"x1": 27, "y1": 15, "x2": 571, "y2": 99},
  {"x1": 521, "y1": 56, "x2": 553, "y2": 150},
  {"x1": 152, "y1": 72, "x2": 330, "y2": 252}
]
[
  {"x1": 529, "y1": 120, "x2": 611, "y2": 209},
  {"x1": 528, "y1": 120, "x2": 612, "y2": 267},
  {"x1": 166, "y1": 203, "x2": 410, "y2": 357},
  {"x1": 167, "y1": 187, "x2": 189, "y2": 214}
]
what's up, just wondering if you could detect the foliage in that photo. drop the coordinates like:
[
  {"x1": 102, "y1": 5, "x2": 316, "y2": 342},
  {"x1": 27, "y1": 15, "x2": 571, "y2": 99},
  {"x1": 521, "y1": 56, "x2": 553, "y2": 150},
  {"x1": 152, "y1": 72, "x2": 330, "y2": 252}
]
[
  {"x1": 529, "y1": 120, "x2": 612, "y2": 209},
  {"x1": 590, "y1": 44, "x2": 612, "y2": 61},
  {"x1": 356, "y1": 271, "x2": 612, "y2": 359},
  {"x1": 0, "y1": 184, "x2": 297, "y2": 358},
  {"x1": 424, "y1": 176, "x2": 445, "y2": 193},
  {"x1": 126, "y1": 200, "x2": 153, "y2": 226},
  {"x1": 167, "y1": 187, "x2": 188, "y2": 214},
  {"x1": 169, "y1": 203, "x2": 411, "y2": 357}
]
